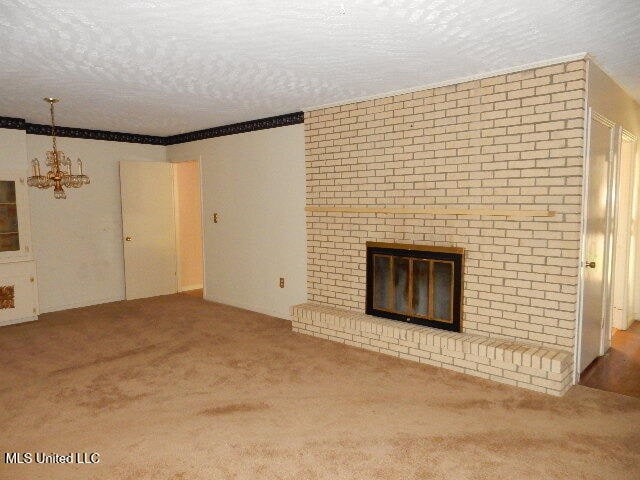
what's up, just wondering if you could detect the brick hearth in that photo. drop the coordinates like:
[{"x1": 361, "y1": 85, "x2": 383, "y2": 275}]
[{"x1": 291, "y1": 303, "x2": 573, "y2": 396}]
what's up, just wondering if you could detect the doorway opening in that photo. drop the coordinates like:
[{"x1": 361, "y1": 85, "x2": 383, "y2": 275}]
[
  {"x1": 577, "y1": 111, "x2": 640, "y2": 397},
  {"x1": 174, "y1": 160, "x2": 203, "y2": 297}
]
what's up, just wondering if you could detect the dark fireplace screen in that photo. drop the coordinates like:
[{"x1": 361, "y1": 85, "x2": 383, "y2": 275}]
[{"x1": 366, "y1": 242, "x2": 463, "y2": 332}]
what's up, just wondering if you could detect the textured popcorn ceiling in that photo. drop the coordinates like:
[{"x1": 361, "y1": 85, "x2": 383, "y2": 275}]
[{"x1": 0, "y1": 0, "x2": 639, "y2": 136}]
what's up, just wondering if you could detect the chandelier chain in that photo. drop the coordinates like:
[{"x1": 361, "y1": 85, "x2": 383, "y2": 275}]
[{"x1": 49, "y1": 99, "x2": 57, "y2": 154}]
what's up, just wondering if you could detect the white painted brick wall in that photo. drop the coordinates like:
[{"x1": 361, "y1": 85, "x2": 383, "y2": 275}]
[{"x1": 305, "y1": 60, "x2": 586, "y2": 353}]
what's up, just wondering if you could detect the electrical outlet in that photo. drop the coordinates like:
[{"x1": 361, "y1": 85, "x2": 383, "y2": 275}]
[{"x1": 279, "y1": 277, "x2": 285, "y2": 288}]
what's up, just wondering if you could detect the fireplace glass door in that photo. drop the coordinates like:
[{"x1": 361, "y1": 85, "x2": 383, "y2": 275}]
[{"x1": 367, "y1": 243, "x2": 463, "y2": 332}]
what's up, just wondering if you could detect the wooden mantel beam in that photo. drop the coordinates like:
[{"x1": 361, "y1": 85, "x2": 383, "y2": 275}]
[{"x1": 305, "y1": 206, "x2": 556, "y2": 218}]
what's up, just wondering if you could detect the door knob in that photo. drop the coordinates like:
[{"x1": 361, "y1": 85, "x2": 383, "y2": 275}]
[
  {"x1": 584, "y1": 261, "x2": 596, "y2": 268},
  {"x1": 125, "y1": 236, "x2": 132, "y2": 242}
]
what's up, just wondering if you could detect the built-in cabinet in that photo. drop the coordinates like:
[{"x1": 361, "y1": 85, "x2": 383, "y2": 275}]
[{"x1": 0, "y1": 171, "x2": 38, "y2": 326}]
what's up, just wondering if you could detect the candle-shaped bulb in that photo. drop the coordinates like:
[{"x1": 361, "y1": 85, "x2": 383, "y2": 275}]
[
  {"x1": 34, "y1": 158, "x2": 41, "y2": 176},
  {"x1": 77, "y1": 158, "x2": 83, "y2": 175}
]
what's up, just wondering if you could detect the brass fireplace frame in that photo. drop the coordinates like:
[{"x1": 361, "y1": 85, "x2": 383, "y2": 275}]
[{"x1": 365, "y1": 242, "x2": 464, "y2": 332}]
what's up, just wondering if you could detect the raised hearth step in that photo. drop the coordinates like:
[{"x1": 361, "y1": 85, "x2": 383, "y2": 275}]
[{"x1": 290, "y1": 302, "x2": 573, "y2": 396}]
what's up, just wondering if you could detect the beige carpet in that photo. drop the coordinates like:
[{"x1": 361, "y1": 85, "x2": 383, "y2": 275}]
[{"x1": 1, "y1": 294, "x2": 639, "y2": 480}]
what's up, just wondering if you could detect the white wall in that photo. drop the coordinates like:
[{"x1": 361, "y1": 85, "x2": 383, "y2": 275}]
[
  {"x1": 5, "y1": 126, "x2": 304, "y2": 318},
  {"x1": 167, "y1": 125, "x2": 306, "y2": 319},
  {"x1": 174, "y1": 160, "x2": 203, "y2": 291},
  {"x1": 26, "y1": 135, "x2": 166, "y2": 312},
  {"x1": 588, "y1": 62, "x2": 640, "y2": 134},
  {"x1": 0, "y1": 128, "x2": 28, "y2": 172}
]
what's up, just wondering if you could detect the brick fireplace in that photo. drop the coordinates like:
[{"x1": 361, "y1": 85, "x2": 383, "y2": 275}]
[{"x1": 292, "y1": 59, "x2": 586, "y2": 395}]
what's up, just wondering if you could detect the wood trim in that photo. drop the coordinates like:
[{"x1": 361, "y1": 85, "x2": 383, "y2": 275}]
[{"x1": 306, "y1": 206, "x2": 555, "y2": 218}]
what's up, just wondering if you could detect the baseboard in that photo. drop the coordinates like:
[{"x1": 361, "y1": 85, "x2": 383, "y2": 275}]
[
  {"x1": 180, "y1": 284, "x2": 203, "y2": 292},
  {"x1": 201, "y1": 295, "x2": 291, "y2": 321},
  {"x1": 39, "y1": 295, "x2": 124, "y2": 314},
  {"x1": 0, "y1": 315, "x2": 38, "y2": 327}
]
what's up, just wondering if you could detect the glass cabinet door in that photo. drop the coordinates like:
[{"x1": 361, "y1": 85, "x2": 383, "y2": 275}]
[{"x1": 0, "y1": 180, "x2": 20, "y2": 253}]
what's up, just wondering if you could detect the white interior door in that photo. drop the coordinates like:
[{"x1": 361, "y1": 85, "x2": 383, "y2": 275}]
[
  {"x1": 120, "y1": 161, "x2": 177, "y2": 300},
  {"x1": 579, "y1": 116, "x2": 614, "y2": 372}
]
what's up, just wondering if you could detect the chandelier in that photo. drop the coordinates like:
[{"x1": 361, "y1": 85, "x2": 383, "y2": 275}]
[{"x1": 27, "y1": 98, "x2": 89, "y2": 199}]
